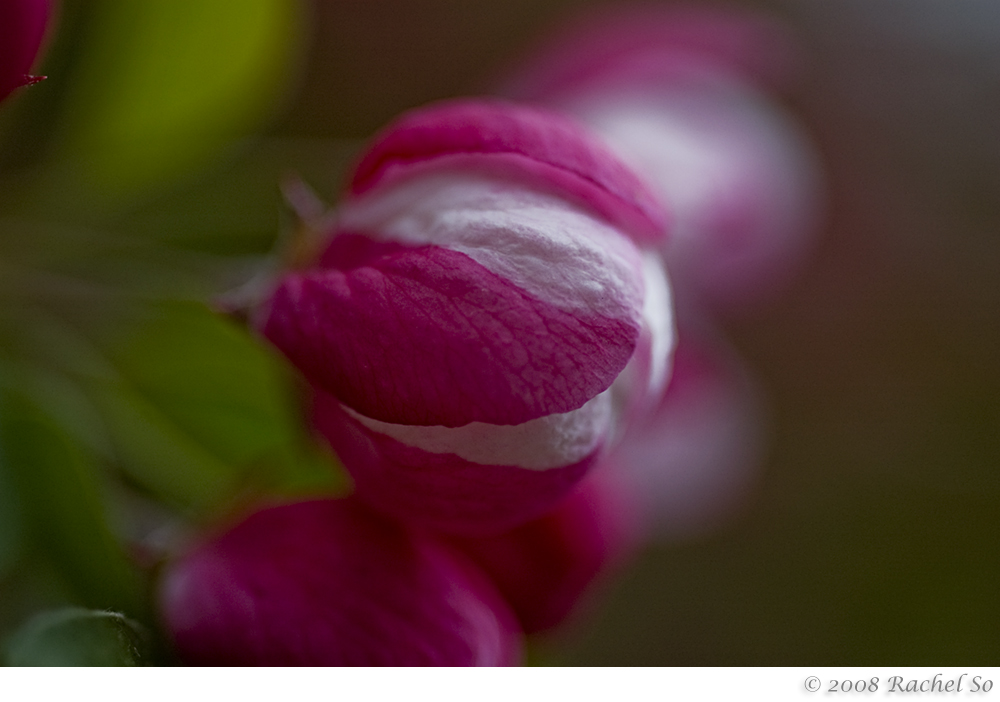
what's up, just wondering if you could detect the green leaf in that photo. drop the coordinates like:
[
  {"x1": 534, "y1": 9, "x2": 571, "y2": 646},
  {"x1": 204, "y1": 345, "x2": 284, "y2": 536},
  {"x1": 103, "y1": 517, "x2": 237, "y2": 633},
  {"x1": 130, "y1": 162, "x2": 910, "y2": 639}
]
[
  {"x1": 102, "y1": 301, "x2": 344, "y2": 501},
  {"x1": 4, "y1": 608, "x2": 149, "y2": 666},
  {"x1": 87, "y1": 380, "x2": 243, "y2": 513},
  {"x1": 0, "y1": 387, "x2": 143, "y2": 616},
  {"x1": 0, "y1": 361, "x2": 107, "y2": 581},
  {"x1": 8, "y1": 302, "x2": 343, "y2": 515},
  {"x1": 113, "y1": 301, "x2": 301, "y2": 467},
  {"x1": 53, "y1": 0, "x2": 305, "y2": 203}
]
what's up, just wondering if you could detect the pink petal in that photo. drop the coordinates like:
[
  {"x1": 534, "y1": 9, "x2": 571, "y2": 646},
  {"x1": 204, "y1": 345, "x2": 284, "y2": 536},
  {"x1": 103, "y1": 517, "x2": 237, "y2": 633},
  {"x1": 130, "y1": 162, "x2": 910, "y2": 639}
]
[
  {"x1": 261, "y1": 234, "x2": 640, "y2": 427},
  {"x1": 311, "y1": 391, "x2": 600, "y2": 535},
  {"x1": 449, "y1": 470, "x2": 639, "y2": 634},
  {"x1": 613, "y1": 317, "x2": 765, "y2": 539},
  {"x1": 499, "y1": 4, "x2": 798, "y2": 103},
  {"x1": 159, "y1": 498, "x2": 523, "y2": 666},
  {"x1": 0, "y1": 0, "x2": 50, "y2": 103},
  {"x1": 568, "y1": 85, "x2": 822, "y2": 313},
  {"x1": 497, "y1": 6, "x2": 823, "y2": 313},
  {"x1": 336, "y1": 170, "x2": 647, "y2": 323},
  {"x1": 347, "y1": 99, "x2": 668, "y2": 244}
]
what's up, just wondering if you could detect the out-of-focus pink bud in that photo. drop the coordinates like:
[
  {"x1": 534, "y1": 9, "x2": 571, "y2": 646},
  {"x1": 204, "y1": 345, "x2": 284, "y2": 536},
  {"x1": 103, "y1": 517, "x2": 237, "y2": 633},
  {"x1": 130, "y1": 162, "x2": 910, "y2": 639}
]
[
  {"x1": 159, "y1": 498, "x2": 523, "y2": 666},
  {"x1": 448, "y1": 469, "x2": 639, "y2": 634},
  {"x1": 612, "y1": 316, "x2": 765, "y2": 540},
  {"x1": 500, "y1": 5, "x2": 823, "y2": 313},
  {"x1": 0, "y1": 0, "x2": 50, "y2": 104},
  {"x1": 259, "y1": 100, "x2": 675, "y2": 534},
  {"x1": 499, "y1": 4, "x2": 799, "y2": 101}
]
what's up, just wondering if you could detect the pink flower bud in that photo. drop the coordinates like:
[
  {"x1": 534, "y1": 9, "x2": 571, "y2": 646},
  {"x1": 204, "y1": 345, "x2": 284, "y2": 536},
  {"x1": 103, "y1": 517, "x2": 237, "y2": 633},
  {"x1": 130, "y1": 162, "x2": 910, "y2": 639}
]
[
  {"x1": 0, "y1": 0, "x2": 50, "y2": 104},
  {"x1": 448, "y1": 469, "x2": 639, "y2": 634},
  {"x1": 612, "y1": 316, "x2": 765, "y2": 539},
  {"x1": 259, "y1": 100, "x2": 674, "y2": 534},
  {"x1": 500, "y1": 5, "x2": 823, "y2": 313},
  {"x1": 159, "y1": 498, "x2": 523, "y2": 666}
]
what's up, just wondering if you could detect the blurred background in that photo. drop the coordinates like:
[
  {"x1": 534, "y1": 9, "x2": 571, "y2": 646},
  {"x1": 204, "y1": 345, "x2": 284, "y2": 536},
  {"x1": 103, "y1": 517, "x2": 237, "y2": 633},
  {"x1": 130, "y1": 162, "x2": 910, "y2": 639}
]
[{"x1": 1, "y1": 0, "x2": 998, "y2": 664}]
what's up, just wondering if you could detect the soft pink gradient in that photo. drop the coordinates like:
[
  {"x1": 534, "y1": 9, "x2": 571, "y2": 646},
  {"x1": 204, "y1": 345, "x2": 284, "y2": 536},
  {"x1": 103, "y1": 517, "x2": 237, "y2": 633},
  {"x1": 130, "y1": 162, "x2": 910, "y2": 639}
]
[
  {"x1": 449, "y1": 469, "x2": 639, "y2": 634},
  {"x1": 612, "y1": 316, "x2": 765, "y2": 540},
  {"x1": 499, "y1": 4, "x2": 823, "y2": 314},
  {"x1": 159, "y1": 498, "x2": 523, "y2": 666},
  {"x1": 499, "y1": 4, "x2": 799, "y2": 104},
  {"x1": 0, "y1": 0, "x2": 50, "y2": 104}
]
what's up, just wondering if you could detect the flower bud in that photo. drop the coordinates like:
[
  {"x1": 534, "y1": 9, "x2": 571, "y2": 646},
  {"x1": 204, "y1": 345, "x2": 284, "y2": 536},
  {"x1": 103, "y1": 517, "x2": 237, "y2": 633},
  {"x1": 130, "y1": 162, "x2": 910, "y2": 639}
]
[
  {"x1": 501, "y1": 5, "x2": 823, "y2": 313},
  {"x1": 259, "y1": 100, "x2": 674, "y2": 534},
  {"x1": 159, "y1": 498, "x2": 523, "y2": 666},
  {"x1": 449, "y1": 469, "x2": 638, "y2": 634},
  {"x1": 612, "y1": 317, "x2": 765, "y2": 539},
  {"x1": 0, "y1": 0, "x2": 50, "y2": 104}
]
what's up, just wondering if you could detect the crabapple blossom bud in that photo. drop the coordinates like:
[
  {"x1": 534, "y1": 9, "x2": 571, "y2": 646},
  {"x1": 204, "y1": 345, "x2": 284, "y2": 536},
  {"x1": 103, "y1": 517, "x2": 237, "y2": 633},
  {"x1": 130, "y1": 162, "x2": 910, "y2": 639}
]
[
  {"x1": 501, "y1": 5, "x2": 823, "y2": 313},
  {"x1": 259, "y1": 100, "x2": 675, "y2": 534},
  {"x1": 612, "y1": 316, "x2": 765, "y2": 540},
  {"x1": 159, "y1": 498, "x2": 523, "y2": 666},
  {"x1": 449, "y1": 469, "x2": 639, "y2": 634},
  {"x1": 0, "y1": 0, "x2": 50, "y2": 104}
]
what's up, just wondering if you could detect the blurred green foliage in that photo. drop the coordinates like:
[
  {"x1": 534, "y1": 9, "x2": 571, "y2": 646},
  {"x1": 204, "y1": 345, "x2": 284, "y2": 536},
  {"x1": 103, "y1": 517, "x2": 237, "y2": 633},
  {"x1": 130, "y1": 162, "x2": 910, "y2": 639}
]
[
  {"x1": 0, "y1": 0, "x2": 348, "y2": 663},
  {"x1": 3, "y1": 608, "x2": 149, "y2": 666},
  {"x1": 54, "y1": 0, "x2": 305, "y2": 204},
  {"x1": 0, "y1": 385, "x2": 142, "y2": 614}
]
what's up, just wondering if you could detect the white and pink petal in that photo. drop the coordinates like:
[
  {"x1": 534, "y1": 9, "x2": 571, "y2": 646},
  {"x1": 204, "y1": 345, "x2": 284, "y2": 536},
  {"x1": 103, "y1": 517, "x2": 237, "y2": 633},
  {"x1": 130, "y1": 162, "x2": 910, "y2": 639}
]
[
  {"x1": 311, "y1": 391, "x2": 604, "y2": 535},
  {"x1": 262, "y1": 233, "x2": 640, "y2": 428},
  {"x1": 258, "y1": 101, "x2": 670, "y2": 429},
  {"x1": 612, "y1": 319, "x2": 766, "y2": 540},
  {"x1": 498, "y1": 6, "x2": 823, "y2": 313},
  {"x1": 348, "y1": 99, "x2": 668, "y2": 245}
]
